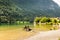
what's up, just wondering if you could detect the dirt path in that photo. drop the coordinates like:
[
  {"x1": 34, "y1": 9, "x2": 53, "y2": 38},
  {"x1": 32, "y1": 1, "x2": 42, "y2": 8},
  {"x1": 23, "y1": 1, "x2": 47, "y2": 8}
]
[{"x1": 24, "y1": 29, "x2": 60, "y2": 40}]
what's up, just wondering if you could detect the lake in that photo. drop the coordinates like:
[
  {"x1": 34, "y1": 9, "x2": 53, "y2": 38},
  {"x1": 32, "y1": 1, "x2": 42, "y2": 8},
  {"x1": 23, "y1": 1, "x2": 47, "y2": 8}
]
[{"x1": 0, "y1": 24, "x2": 59, "y2": 40}]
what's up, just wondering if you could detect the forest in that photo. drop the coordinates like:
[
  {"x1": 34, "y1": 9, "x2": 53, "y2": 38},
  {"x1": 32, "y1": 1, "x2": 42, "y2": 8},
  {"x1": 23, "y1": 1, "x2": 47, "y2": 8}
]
[{"x1": 0, "y1": 0, "x2": 60, "y2": 24}]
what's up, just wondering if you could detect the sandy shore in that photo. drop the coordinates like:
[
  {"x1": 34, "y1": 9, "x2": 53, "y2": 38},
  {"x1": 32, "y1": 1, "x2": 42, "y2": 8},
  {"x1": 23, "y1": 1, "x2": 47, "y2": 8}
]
[{"x1": 24, "y1": 29, "x2": 60, "y2": 40}]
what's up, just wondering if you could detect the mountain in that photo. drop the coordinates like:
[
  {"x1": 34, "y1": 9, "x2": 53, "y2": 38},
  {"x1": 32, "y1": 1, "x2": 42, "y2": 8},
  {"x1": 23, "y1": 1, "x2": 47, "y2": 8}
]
[
  {"x1": 12, "y1": 0, "x2": 60, "y2": 17},
  {"x1": 0, "y1": 0, "x2": 60, "y2": 24},
  {"x1": 10, "y1": 0, "x2": 60, "y2": 22}
]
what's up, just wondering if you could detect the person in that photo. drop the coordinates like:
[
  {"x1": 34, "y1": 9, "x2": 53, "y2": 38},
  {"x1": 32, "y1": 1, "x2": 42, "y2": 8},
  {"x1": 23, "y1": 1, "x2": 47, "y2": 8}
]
[
  {"x1": 23, "y1": 25, "x2": 32, "y2": 31},
  {"x1": 27, "y1": 25, "x2": 32, "y2": 31},
  {"x1": 24, "y1": 25, "x2": 27, "y2": 31}
]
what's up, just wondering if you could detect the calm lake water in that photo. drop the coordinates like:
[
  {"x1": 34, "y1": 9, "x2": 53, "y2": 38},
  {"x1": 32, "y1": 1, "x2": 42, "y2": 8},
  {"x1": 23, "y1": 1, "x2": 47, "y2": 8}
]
[{"x1": 0, "y1": 24, "x2": 60, "y2": 31}]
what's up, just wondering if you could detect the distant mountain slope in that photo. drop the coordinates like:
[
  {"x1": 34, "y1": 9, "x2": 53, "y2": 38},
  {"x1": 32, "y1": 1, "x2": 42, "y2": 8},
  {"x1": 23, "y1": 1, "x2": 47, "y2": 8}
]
[
  {"x1": 0, "y1": 0, "x2": 60, "y2": 24},
  {"x1": 12, "y1": 0, "x2": 60, "y2": 17}
]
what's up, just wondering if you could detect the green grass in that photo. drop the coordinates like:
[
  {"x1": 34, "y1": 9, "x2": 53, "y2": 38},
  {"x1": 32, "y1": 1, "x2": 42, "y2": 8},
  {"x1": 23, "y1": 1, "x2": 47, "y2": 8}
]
[
  {"x1": 0, "y1": 23, "x2": 34, "y2": 31},
  {"x1": 0, "y1": 25, "x2": 21, "y2": 31}
]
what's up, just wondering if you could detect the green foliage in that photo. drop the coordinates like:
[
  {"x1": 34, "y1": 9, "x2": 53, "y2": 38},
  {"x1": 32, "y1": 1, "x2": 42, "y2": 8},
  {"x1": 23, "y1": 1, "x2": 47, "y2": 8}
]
[
  {"x1": 0, "y1": 0, "x2": 20, "y2": 24},
  {"x1": 53, "y1": 19, "x2": 57, "y2": 23},
  {"x1": 0, "y1": 0, "x2": 35, "y2": 24},
  {"x1": 46, "y1": 18, "x2": 51, "y2": 23},
  {"x1": 40, "y1": 17, "x2": 47, "y2": 23},
  {"x1": 40, "y1": 17, "x2": 51, "y2": 23},
  {"x1": 59, "y1": 20, "x2": 60, "y2": 23},
  {"x1": 34, "y1": 17, "x2": 59, "y2": 25},
  {"x1": 34, "y1": 17, "x2": 41, "y2": 23}
]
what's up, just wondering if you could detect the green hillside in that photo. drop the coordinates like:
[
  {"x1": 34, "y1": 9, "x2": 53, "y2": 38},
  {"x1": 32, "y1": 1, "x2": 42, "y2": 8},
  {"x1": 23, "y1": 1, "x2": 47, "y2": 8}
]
[{"x1": 0, "y1": 0, "x2": 60, "y2": 24}]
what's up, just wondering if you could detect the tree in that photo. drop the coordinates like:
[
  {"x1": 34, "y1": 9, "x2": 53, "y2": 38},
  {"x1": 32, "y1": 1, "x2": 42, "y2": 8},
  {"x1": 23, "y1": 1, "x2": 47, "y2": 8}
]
[
  {"x1": 46, "y1": 18, "x2": 51, "y2": 23},
  {"x1": 34, "y1": 17, "x2": 41, "y2": 23},
  {"x1": 40, "y1": 17, "x2": 47, "y2": 23}
]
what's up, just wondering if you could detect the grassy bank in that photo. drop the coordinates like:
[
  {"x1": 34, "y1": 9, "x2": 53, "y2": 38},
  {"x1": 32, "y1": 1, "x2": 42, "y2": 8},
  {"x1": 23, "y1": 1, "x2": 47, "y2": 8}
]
[{"x1": 0, "y1": 23, "x2": 34, "y2": 31}]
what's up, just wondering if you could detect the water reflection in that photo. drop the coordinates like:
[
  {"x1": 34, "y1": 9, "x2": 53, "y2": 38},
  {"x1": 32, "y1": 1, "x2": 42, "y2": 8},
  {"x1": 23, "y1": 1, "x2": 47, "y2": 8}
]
[{"x1": 36, "y1": 24, "x2": 60, "y2": 31}]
